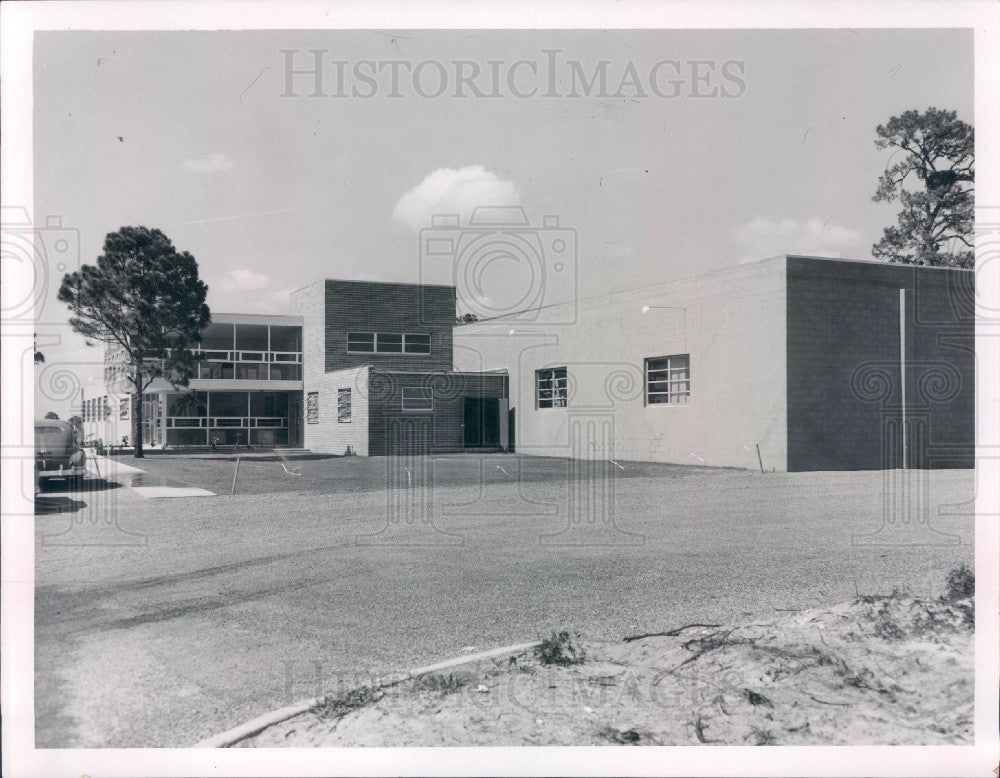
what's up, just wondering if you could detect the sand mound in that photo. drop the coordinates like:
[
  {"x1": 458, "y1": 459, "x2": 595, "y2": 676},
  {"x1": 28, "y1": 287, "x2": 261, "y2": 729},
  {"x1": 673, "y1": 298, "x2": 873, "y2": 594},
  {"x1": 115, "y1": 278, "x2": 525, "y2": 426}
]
[{"x1": 241, "y1": 594, "x2": 973, "y2": 747}]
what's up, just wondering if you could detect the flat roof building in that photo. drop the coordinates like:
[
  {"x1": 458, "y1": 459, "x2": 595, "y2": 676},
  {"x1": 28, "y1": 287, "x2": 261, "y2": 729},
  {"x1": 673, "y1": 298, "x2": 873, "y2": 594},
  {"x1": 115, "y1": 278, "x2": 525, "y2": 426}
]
[{"x1": 85, "y1": 255, "x2": 973, "y2": 470}]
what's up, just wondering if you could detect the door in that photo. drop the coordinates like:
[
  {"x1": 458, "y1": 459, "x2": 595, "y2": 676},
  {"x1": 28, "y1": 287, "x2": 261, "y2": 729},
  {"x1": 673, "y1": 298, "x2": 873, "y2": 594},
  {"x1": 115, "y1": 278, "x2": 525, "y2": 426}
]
[
  {"x1": 288, "y1": 393, "x2": 302, "y2": 447},
  {"x1": 463, "y1": 397, "x2": 500, "y2": 448}
]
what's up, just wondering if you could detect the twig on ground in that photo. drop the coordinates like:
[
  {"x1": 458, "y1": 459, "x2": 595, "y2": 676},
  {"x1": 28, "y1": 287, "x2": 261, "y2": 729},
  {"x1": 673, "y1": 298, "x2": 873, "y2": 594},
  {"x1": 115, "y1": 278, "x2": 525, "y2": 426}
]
[
  {"x1": 671, "y1": 630, "x2": 734, "y2": 671},
  {"x1": 693, "y1": 715, "x2": 714, "y2": 744},
  {"x1": 808, "y1": 694, "x2": 851, "y2": 706},
  {"x1": 623, "y1": 624, "x2": 722, "y2": 643}
]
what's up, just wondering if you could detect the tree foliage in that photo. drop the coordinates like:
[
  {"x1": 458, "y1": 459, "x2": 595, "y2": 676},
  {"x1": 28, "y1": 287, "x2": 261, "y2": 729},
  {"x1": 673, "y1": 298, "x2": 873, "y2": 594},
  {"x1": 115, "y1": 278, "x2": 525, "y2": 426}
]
[
  {"x1": 57, "y1": 226, "x2": 210, "y2": 456},
  {"x1": 872, "y1": 107, "x2": 974, "y2": 268},
  {"x1": 44, "y1": 411, "x2": 60, "y2": 419}
]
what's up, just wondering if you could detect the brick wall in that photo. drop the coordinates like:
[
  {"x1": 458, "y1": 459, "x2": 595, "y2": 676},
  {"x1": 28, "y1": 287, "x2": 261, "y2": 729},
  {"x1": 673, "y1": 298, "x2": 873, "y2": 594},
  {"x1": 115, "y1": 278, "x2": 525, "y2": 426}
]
[
  {"x1": 367, "y1": 371, "x2": 508, "y2": 455},
  {"x1": 323, "y1": 280, "x2": 456, "y2": 372},
  {"x1": 785, "y1": 257, "x2": 974, "y2": 471}
]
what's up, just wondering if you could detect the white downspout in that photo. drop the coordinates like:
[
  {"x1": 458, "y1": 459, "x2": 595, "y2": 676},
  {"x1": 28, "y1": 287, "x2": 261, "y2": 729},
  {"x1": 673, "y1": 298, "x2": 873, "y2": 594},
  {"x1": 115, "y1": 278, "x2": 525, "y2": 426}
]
[{"x1": 900, "y1": 288, "x2": 907, "y2": 471}]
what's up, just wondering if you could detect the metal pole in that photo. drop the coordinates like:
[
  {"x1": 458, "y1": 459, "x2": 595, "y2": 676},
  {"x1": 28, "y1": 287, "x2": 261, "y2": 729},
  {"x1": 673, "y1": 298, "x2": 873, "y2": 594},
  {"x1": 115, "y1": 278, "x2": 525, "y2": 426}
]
[
  {"x1": 756, "y1": 443, "x2": 764, "y2": 474},
  {"x1": 900, "y1": 288, "x2": 907, "y2": 471},
  {"x1": 231, "y1": 455, "x2": 241, "y2": 495}
]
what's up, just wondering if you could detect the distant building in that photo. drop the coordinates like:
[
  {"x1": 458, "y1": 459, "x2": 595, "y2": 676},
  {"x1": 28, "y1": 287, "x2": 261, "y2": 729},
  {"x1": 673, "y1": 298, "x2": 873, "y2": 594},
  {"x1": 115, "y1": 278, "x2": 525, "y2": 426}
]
[
  {"x1": 84, "y1": 255, "x2": 974, "y2": 470},
  {"x1": 83, "y1": 312, "x2": 304, "y2": 448}
]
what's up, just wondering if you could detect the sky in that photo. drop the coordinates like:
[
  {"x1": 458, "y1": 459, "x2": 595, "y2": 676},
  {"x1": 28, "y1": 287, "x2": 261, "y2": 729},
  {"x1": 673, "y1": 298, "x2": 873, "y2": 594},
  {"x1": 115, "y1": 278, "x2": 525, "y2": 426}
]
[{"x1": 32, "y1": 28, "x2": 973, "y2": 415}]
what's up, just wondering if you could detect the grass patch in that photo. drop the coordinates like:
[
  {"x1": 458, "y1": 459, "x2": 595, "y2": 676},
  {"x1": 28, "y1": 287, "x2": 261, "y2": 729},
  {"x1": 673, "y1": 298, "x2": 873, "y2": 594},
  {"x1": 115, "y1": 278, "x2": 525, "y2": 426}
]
[
  {"x1": 314, "y1": 685, "x2": 384, "y2": 720},
  {"x1": 597, "y1": 726, "x2": 643, "y2": 745},
  {"x1": 535, "y1": 631, "x2": 587, "y2": 666}
]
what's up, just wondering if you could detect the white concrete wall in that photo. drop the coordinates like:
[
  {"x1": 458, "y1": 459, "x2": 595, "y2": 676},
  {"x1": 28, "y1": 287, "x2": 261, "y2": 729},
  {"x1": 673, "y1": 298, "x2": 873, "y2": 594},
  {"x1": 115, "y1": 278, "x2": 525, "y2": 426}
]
[
  {"x1": 292, "y1": 281, "x2": 371, "y2": 455},
  {"x1": 81, "y1": 392, "x2": 131, "y2": 446},
  {"x1": 454, "y1": 258, "x2": 788, "y2": 470},
  {"x1": 302, "y1": 366, "x2": 370, "y2": 455}
]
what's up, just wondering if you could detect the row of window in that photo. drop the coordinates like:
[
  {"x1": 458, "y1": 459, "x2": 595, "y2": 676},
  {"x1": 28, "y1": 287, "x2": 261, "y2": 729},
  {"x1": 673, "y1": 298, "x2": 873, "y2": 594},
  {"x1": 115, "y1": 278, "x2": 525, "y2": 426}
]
[
  {"x1": 302, "y1": 356, "x2": 690, "y2": 425},
  {"x1": 306, "y1": 386, "x2": 433, "y2": 424},
  {"x1": 346, "y1": 332, "x2": 431, "y2": 354},
  {"x1": 199, "y1": 323, "x2": 302, "y2": 352},
  {"x1": 535, "y1": 354, "x2": 691, "y2": 409},
  {"x1": 194, "y1": 350, "x2": 301, "y2": 363},
  {"x1": 83, "y1": 396, "x2": 129, "y2": 422},
  {"x1": 82, "y1": 396, "x2": 111, "y2": 422},
  {"x1": 197, "y1": 362, "x2": 302, "y2": 381}
]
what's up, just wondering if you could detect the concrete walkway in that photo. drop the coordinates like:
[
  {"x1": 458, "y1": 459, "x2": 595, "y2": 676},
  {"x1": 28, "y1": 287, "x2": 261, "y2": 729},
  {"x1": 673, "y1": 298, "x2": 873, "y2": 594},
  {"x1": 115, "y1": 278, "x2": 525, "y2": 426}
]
[{"x1": 90, "y1": 454, "x2": 215, "y2": 498}]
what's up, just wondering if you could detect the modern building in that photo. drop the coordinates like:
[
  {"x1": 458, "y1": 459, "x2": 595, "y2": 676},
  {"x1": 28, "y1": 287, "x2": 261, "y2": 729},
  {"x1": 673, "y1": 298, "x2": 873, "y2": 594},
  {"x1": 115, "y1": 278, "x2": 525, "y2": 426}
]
[
  {"x1": 83, "y1": 312, "x2": 304, "y2": 448},
  {"x1": 83, "y1": 255, "x2": 974, "y2": 470},
  {"x1": 453, "y1": 255, "x2": 974, "y2": 471},
  {"x1": 289, "y1": 279, "x2": 508, "y2": 456}
]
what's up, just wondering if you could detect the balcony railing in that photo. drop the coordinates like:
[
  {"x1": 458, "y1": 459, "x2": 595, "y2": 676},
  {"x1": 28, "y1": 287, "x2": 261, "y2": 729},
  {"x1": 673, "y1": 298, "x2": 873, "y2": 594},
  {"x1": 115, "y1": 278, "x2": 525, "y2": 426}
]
[
  {"x1": 192, "y1": 349, "x2": 301, "y2": 363},
  {"x1": 166, "y1": 416, "x2": 288, "y2": 429}
]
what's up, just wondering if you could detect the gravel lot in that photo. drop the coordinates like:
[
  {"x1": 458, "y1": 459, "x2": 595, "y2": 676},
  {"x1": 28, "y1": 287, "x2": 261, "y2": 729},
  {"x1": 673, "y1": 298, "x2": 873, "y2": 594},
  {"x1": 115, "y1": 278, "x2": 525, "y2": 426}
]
[{"x1": 35, "y1": 454, "x2": 974, "y2": 747}]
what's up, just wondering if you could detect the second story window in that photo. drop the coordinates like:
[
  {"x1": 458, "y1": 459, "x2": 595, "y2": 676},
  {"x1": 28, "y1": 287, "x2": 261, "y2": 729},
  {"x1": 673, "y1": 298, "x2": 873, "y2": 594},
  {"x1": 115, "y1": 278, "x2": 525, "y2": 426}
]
[
  {"x1": 403, "y1": 333, "x2": 431, "y2": 354},
  {"x1": 347, "y1": 332, "x2": 375, "y2": 353},
  {"x1": 377, "y1": 333, "x2": 403, "y2": 353},
  {"x1": 347, "y1": 332, "x2": 432, "y2": 355},
  {"x1": 536, "y1": 367, "x2": 568, "y2": 409}
]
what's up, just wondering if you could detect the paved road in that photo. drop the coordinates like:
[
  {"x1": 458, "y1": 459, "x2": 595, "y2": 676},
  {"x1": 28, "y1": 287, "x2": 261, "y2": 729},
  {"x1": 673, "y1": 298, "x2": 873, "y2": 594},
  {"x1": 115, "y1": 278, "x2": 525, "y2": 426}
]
[{"x1": 35, "y1": 458, "x2": 974, "y2": 747}]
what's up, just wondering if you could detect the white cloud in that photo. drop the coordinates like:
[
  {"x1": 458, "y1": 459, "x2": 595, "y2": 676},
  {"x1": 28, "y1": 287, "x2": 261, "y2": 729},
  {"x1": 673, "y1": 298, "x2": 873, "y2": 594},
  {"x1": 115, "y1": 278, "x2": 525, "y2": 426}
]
[
  {"x1": 183, "y1": 152, "x2": 235, "y2": 175},
  {"x1": 228, "y1": 268, "x2": 269, "y2": 290},
  {"x1": 733, "y1": 217, "x2": 865, "y2": 264},
  {"x1": 392, "y1": 165, "x2": 520, "y2": 231},
  {"x1": 205, "y1": 270, "x2": 292, "y2": 314}
]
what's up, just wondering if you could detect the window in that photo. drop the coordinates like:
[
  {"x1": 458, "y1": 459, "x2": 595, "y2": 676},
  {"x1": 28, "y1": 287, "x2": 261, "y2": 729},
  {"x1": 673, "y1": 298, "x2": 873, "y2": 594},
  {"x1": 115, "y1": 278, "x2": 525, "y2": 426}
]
[
  {"x1": 269, "y1": 325, "x2": 301, "y2": 352},
  {"x1": 306, "y1": 392, "x2": 319, "y2": 424},
  {"x1": 402, "y1": 386, "x2": 432, "y2": 412},
  {"x1": 536, "y1": 367, "x2": 568, "y2": 409},
  {"x1": 377, "y1": 333, "x2": 403, "y2": 353},
  {"x1": 200, "y1": 362, "x2": 235, "y2": 380},
  {"x1": 645, "y1": 354, "x2": 690, "y2": 404},
  {"x1": 234, "y1": 324, "x2": 269, "y2": 351},
  {"x1": 235, "y1": 363, "x2": 268, "y2": 380},
  {"x1": 403, "y1": 333, "x2": 431, "y2": 354},
  {"x1": 210, "y1": 391, "x2": 248, "y2": 417},
  {"x1": 269, "y1": 363, "x2": 302, "y2": 381},
  {"x1": 120, "y1": 398, "x2": 129, "y2": 420},
  {"x1": 347, "y1": 332, "x2": 431, "y2": 355},
  {"x1": 201, "y1": 323, "x2": 235, "y2": 351},
  {"x1": 338, "y1": 388, "x2": 352, "y2": 422},
  {"x1": 347, "y1": 332, "x2": 375, "y2": 352}
]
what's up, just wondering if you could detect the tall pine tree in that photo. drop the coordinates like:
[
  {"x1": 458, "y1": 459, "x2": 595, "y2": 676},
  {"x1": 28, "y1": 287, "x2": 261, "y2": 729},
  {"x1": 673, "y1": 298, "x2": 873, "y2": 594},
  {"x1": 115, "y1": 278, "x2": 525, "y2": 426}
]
[{"x1": 58, "y1": 226, "x2": 210, "y2": 457}]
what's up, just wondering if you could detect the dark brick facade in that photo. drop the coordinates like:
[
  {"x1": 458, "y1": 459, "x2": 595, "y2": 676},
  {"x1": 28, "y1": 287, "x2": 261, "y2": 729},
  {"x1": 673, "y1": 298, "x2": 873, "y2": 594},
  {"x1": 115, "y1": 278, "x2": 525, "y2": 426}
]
[
  {"x1": 367, "y1": 370, "x2": 508, "y2": 455},
  {"x1": 785, "y1": 257, "x2": 974, "y2": 471},
  {"x1": 323, "y1": 280, "x2": 456, "y2": 373}
]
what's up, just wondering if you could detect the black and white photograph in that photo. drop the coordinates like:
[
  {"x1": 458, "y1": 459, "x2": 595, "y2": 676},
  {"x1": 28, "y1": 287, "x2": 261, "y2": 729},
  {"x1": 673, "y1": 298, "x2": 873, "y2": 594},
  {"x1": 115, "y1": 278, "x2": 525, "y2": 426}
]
[{"x1": 2, "y1": 2, "x2": 998, "y2": 776}]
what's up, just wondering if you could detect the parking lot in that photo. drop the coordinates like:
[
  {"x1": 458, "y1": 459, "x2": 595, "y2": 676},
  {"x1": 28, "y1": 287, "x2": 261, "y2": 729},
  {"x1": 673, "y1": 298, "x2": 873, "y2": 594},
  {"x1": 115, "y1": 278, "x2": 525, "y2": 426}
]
[{"x1": 35, "y1": 454, "x2": 975, "y2": 747}]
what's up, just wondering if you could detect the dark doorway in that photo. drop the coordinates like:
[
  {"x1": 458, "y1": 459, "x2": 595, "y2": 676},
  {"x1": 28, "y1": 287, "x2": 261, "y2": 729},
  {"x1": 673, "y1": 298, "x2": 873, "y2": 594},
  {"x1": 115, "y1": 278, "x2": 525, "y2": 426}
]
[
  {"x1": 288, "y1": 393, "x2": 303, "y2": 447},
  {"x1": 463, "y1": 397, "x2": 500, "y2": 449}
]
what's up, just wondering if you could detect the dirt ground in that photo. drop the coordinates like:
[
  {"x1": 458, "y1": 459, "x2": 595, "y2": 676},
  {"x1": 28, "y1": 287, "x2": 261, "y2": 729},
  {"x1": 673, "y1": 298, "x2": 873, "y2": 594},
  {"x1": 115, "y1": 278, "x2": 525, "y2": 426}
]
[{"x1": 241, "y1": 587, "x2": 973, "y2": 747}]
